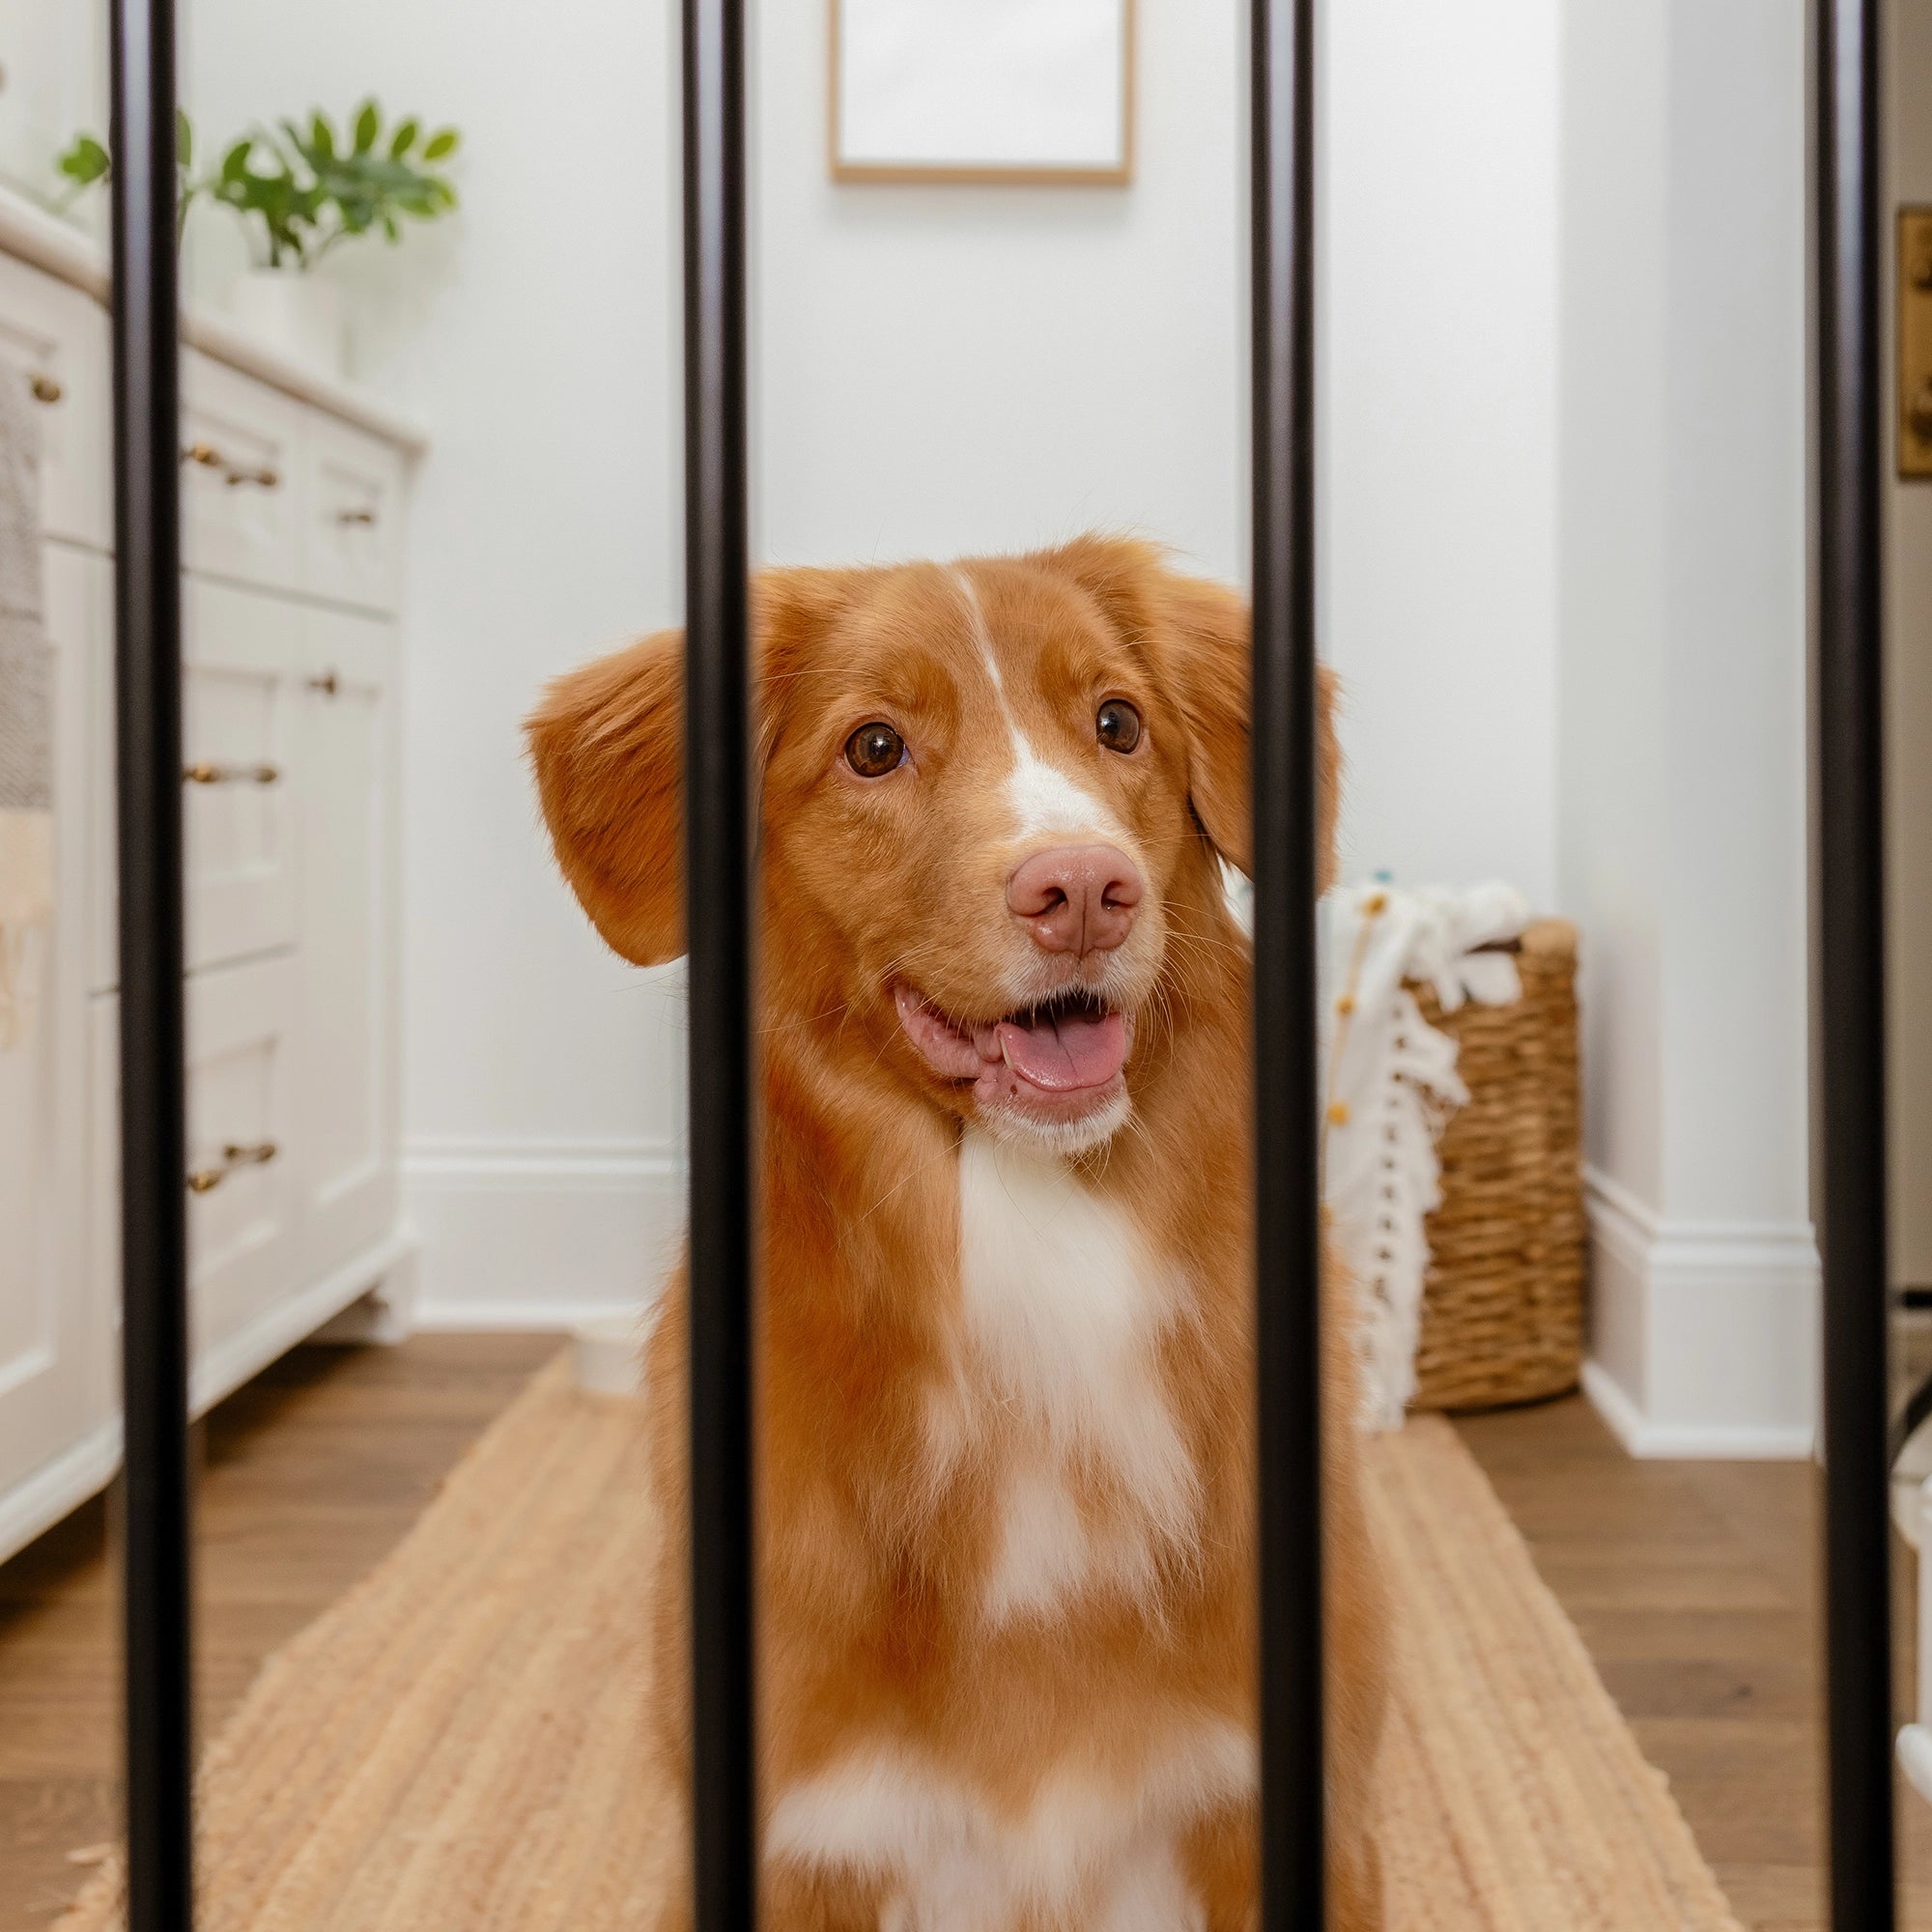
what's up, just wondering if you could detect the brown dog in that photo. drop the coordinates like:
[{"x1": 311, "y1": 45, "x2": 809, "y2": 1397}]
[{"x1": 529, "y1": 536, "x2": 1386, "y2": 1929}]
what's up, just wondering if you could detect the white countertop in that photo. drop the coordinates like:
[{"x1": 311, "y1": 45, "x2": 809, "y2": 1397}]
[{"x1": 0, "y1": 183, "x2": 430, "y2": 456}]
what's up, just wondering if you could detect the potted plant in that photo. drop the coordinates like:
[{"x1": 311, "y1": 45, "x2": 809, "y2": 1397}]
[{"x1": 56, "y1": 101, "x2": 460, "y2": 375}]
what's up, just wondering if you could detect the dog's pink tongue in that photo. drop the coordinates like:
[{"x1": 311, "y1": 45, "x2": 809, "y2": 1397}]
[{"x1": 994, "y1": 1008, "x2": 1128, "y2": 1093}]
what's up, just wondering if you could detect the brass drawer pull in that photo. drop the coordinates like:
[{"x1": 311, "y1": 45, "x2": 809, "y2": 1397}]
[
  {"x1": 184, "y1": 760, "x2": 281, "y2": 786},
  {"x1": 307, "y1": 669, "x2": 340, "y2": 696},
  {"x1": 336, "y1": 506, "x2": 378, "y2": 527},
  {"x1": 30, "y1": 374, "x2": 62, "y2": 405},
  {"x1": 182, "y1": 440, "x2": 281, "y2": 490},
  {"x1": 186, "y1": 1140, "x2": 279, "y2": 1194}
]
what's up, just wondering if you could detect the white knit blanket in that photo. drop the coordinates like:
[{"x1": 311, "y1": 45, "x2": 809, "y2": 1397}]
[
  {"x1": 1322, "y1": 880, "x2": 1531, "y2": 1429},
  {"x1": 0, "y1": 365, "x2": 47, "y2": 1050}
]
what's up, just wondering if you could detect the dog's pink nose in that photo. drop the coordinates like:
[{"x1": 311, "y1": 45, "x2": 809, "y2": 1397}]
[{"x1": 1007, "y1": 845, "x2": 1144, "y2": 956}]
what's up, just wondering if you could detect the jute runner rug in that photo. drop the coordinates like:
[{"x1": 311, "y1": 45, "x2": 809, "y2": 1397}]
[{"x1": 57, "y1": 1356, "x2": 1741, "y2": 1930}]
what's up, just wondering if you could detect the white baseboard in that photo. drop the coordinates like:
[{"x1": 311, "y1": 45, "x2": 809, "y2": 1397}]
[
  {"x1": 1580, "y1": 1358, "x2": 1815, "y2": 1460},
  {"x1": 0, "y1": 1416, "x2": 122, "y2": 1567},
  {"x1": 190, "y1": 1227, "x2": 422, "y2": 1415},
  {"x1": 1582, "y1": 1165, "x2": 1819, "y2": 1460},
  {"x1": 0, "y1": 1229, "x2": 424, "y2": 1566},
  {"x1": 404, "y1": 1139, "x2": 684, "y2": 1329},
  {"x1": 412, "y1": 1297, "x2": 650, "y2": 1334}
]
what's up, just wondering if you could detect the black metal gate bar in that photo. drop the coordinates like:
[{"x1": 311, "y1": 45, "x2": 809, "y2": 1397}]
[
  {"x1": 1814, "y1": 1, "x2": 1895, "y2": 1926},
  {"x1": 1250, "y1": 0, "x2": 1326, "y2": 1926},
  {"x1": 680, "y1": 1, "x2": 756, "y2": 1927},
  {"x1": 106, "y1": 0, "x2": 194, "y2": 1927}
]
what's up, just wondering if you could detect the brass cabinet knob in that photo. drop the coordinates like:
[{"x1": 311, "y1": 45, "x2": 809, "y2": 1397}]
[
  {"x1": 30, "y1": 373, "x2": 62, "y2": 405},
  {"x1": 307, "y1": 669, "x2": 340, "y2": 696},
  {"x1": 185, "y1": 1139, "x2": 279, "y2": 1194},
  {"x1": 183, "y1": 760, "x2": 281, "y2": 786},
  {"x1": 181, "y1": 440, "x2": 280, "y2": 490},
  {"x1": 336, "y1": 506, "x2": 377, "y2": 527}
]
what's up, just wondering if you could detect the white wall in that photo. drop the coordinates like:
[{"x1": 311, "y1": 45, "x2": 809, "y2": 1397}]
[
  {"x1": 1558, "y1": 0, "x2": 1816, "y2": 1455},
  {"x1": 0, "y1": 2, "x2": 106, "y2": 217},
  {"x1": 182, "y1": 0, "x2": 692, "y2": 1321},
  {"x1": 1322, "y1": 0, "x2": 1559, "y2": 908},
  {"x1": 758, "y1": 0, "x2": 1561, "y2": 904},
  {"x1": 174, "y1": 0, "x2": 1565, "y2": 1322}
]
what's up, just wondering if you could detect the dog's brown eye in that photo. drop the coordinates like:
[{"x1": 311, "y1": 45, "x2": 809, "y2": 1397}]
[
  {"x1": 1096, "y1": 699, "x2": 1142, "y2": 753},
  {"x1": 845, "y1": 722, "x2": 905, "y2": 778}
]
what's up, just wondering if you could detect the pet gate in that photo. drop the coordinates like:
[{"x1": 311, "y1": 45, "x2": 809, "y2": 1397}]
[{"x1": 101, "y1": 0, "x2": 1897, "y2": 1926}]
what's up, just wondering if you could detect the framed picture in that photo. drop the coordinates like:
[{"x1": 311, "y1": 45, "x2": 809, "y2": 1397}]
[{"x1": 831, "y1": 0, "x2": 1134, "y2": 186}]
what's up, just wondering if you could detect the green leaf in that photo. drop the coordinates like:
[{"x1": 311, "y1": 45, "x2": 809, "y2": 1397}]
[
  {"x1": 197, "y1": 104, "x2": 458, "y2": 267},
  {"x1": 176, "y1": 108, "x2": 193, "y2": 168},
  {"x1": 58, "y1": 134, "x2": 112, "y2": 186}
]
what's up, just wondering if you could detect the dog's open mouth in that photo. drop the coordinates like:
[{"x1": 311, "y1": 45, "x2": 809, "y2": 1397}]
[{"x1": 895, "y1": 982, "x2": 1132, "y2": 1121}]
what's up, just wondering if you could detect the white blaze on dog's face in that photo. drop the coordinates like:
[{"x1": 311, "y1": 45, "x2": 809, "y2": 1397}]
[
  {"x1": 527, "y1": 539, "x2": 1289, "y2": 1157},
  {"x1": 759, "y1": 554, "x2": 1210, "y2": 1158},
  {"x1": 867, "y1": 566, "x2": 1166, "y2": 1153}
]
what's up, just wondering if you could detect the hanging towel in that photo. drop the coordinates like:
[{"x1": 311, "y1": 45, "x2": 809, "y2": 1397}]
[
  {"x1": 1322, "y1": 880, "x2": 1532, "y2": 1429},
  {"x1": 0, "y1": 366, "x2": 49, "y2": 1050}
]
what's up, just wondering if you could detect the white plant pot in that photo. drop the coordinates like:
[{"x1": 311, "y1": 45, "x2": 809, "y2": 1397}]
[{"x1": 226, "y1": 269, "x2": 346, "y2": 377}]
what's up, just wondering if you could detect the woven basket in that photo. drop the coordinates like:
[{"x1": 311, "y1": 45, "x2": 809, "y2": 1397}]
[{"x1": 1407, "y1": 919, "x2": 1585, "y2": 1411}]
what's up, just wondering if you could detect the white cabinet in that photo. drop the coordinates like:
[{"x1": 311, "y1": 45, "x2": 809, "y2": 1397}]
[
  {"x1": 296, "y1": 607, "x2": 399, "y2": 1277},
  {"x1": 0, "y1": 546, "x2": 114, "y2": 1559},
  {"x1": 182, "y1": 582, "x2": 304, "y2": 973},
  {"x1": 0, "y1": 253, "x2": 111, "y2": 551},
  {"x1": 302, "y1": 415, "x2": 407, "y2": 613},
  {"x1": 185, "y1": 955, "x2": 302, "y2": 1367},
  {"x1": 180, "y1": 351, "x2": 307, "y2": 596},
  {"x1": 0, "y1": 217, "x2": 419, "y2": 1563},
  {"x1": 94, "y1": 581, "x2": 308, "y2": 986}
]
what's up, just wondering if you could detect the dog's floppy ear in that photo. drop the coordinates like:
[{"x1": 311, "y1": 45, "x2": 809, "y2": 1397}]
[
  {"x1": 527, "y1": 625, "x2": 686, "y2": 966},
  {"x1": 1046, "y1": 535, "x2": 1340, "y2": 893},
  {"x1": 526, "y1": 569, "x2": 852, "y2": 966}
]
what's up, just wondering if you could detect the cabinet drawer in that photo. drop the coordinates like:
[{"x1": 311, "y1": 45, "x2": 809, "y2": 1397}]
[
  {"x1": 0, "y1": 548, "x2": 102, "y2": 1515},
  {"x1": 182, "y1": 352, "x2": 306, "y2": 594},
  {"x1": 0, "y1": 252, "x2": 111, "y2": 551},
  {"x1": 302, "y1": 413, "x2": 405, "y2": 612},
  {"x1": 91, "y1": 956, "x2": 301, "y2": 1373},
  {"x1": 185, "y1": 954, "x2": 300, "y2": 1363},
  {"x1": 297, "y1": 608, "x2": 399, "y2": 1275},
  {"x1": 91, "y1": 580, "x2": 302, "y2": 986}
]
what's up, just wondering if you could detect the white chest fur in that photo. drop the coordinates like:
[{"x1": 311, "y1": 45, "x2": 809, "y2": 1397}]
[
  {"x1": 766, "y1": 1719, "x2": 1253, "y2": 1931},
  {"x1": 764, "y1": 1138, "x2": 1236, "y2": 1926},
  {"x1": 939, "y1": 1131, "x2": 1199, "y2": 1626}
]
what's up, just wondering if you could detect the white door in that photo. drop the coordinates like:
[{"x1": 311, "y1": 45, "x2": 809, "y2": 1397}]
[
  {"x1": 0, "y1": 545, "x2": 111, "y2": 1557},
  {"x1": 295, "y1": 607, "x2": 398, "y2": 1277}
]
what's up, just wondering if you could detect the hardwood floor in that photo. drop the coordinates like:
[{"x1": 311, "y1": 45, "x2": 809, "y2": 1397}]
[
  {"x1": 1456, "y1": 1392, "x2": 1932, "y2": 1932},
  {"x1": 0, "y1": 1332, "x2": 559, "y2": 1931},
  {"x1": 0, "y1": 1339, "x2": 1919, "y2": 1929}
]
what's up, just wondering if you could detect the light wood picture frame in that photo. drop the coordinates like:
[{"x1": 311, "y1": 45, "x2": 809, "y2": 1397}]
[{"x1": 831, "y1": 0, "x2": 1135, "y2": 186}]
